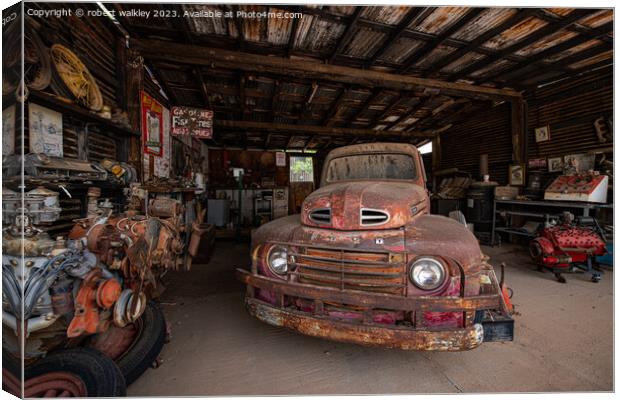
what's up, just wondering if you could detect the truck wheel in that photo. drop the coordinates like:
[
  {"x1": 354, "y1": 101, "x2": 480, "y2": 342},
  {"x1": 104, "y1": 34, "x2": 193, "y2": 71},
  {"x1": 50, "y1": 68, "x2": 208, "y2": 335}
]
[
  {"x1": 24, "y1": 348, "x2": 126, "y2": 397},
  {"x1": 89, "y1": 301, "x2": 166, "y2": 385}
]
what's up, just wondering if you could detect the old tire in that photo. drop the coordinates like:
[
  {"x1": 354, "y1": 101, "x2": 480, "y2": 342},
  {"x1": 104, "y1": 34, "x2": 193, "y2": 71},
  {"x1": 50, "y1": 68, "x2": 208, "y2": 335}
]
[
  {"x1": 25, "y1": 348, "x2": 126, "y2": 397},
  {"x1": 118, "y1": 301, "x2": 166, "y2": 385},
  {"x1": 89, "y1": 301, "x2": 166, "y2": 385}
]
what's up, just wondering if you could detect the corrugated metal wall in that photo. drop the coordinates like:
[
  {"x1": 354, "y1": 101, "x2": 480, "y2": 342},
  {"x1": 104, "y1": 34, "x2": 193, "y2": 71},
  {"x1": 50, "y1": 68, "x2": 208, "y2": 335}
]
[
  {"x1": 526, "y1": 66, "x2": 612, "y2": 158},
  {"x1": 439, "y1": 103, "x2": 512, "y2": 184}
]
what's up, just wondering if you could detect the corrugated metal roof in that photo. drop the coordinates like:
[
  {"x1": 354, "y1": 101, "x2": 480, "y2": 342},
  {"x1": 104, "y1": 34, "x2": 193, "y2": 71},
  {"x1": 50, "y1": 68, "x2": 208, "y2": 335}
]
[
  {"x1": 451, "y1": 8, "x2": 517, "y2": 42},
  {"x1": 515, "y1": 29, "x2": 579, "y2": 57},
  {"x1": 414, "y1": 7, "x2": 472, "y2": 34},
  {"x1": 361, "y1": 6, "x2": 411, "y2": 25},
  {"x1": 343, "y1": 27, "x2": 385, "y2": 58},
  {"x1": 183, "y1": 4, "x2": 229, "y2": 36},
  {"x1": 295, "y1": 17, "x2": 345, "y2": 53},
  {"x1": 544, "y1": 38, "x2": 604, "y2": 62},
  {"x1": 112, "y1": 5, "x2": 614, "y2": 149},
  {"x1": 483, "y1": 16, "x2": 548, "y2": 50},
  {"x1": 577, "y1": 9, "x2": 613, "y2": 28}
]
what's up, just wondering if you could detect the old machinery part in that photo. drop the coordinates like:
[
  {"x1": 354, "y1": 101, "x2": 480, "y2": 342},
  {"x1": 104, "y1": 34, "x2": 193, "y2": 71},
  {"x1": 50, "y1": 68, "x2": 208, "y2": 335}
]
[
  {"x1": 113, "y1": 289, "x2": 146, "y2": 328},
  {"x1": 147, "y1": 197, "x2": 183, "y2": 218},
  {"x1": 2, "y1": 17, "x2": 52, "y2": 96},
  {"x1": 2, "y1": 186, "x2": 62, "y2": 225},
  {"x1": 67, "y1": 269, "x2": 121, "y2": 338},
  {"x1": 50, "y1": 44, "x2": 103, "y2": 111},
  {"x1": 2, "y1": 153, "x2": 108, "y2": 181},
  {"x1": 409, "y1": 257, "x2": 446, "y2": 290}
]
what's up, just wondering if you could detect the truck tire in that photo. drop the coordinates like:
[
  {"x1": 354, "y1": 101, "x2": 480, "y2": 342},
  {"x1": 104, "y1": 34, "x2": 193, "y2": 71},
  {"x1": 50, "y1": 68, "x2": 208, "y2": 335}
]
[
  {"x1": 24, "y1": 348, "x2": 126, "y2": 397},
  {"x1": 116, "y1": 301, "x2": 166, "y2": 385},
  {"x1": 89, "y1": 301, "x2": 166, "y2": 385}
]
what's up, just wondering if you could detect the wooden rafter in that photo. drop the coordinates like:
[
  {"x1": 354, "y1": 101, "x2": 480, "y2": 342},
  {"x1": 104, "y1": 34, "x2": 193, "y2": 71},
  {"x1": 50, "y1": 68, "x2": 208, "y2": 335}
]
[
  {"x1": 324, "y1": 88, "x2": 350, "y2": 126},
  {"x1": 365, "y1": 7, "x2": 431, "y2": 67},
  {"x1": 420, "y1": 9, "x2": 537, "y2": 77},
  {"x1": 328, "y1": 7, "x2": 363, "y2": 63},
  {"x1": 481, "y1": 20, "x2": 613, "y2": 84},
  {"x1": 214, "y1": 120, "x2": 436, "y2": 138},
  {"x1": 385, "y1": 96, "x2": 432, "y2": 130},
  {"x1": 287, "y1": 6, "x2": 302, "y2": 57},
  {"x1": 367, "y1": 92, "x2": 404, "y2": 129},
  {"x1": 503, "y1": 41, "x2": 611, "y2": 82},
  {"x1": 450, "y1": 9, "x2": 596, "y2": 80},
  {"x1": 533, "y1": 8, "x2": 613, "y2": 43},
  {"x1": 399, "y1": 8, "x2": 484, "y2": 73},
  {"x1": 131, "y1": 38, "x2": 522, "y2": 100},
  {"x1": 346, "y1": 89, "x2": 379, "y2": 125}
]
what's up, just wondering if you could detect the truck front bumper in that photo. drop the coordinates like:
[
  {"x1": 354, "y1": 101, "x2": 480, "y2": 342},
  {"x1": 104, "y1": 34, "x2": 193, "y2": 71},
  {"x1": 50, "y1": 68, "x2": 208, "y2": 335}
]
[{"x1": 237, "y1": 269, "x2": 513, "y2": 351}]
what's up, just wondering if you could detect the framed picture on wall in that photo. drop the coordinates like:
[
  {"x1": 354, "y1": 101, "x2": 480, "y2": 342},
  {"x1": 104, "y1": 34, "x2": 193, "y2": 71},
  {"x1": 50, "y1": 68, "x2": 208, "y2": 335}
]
[
  {"x1": 509, "y1": 164, "x2": 525, "y2": 186},
  {"x1": 548, "y1": 157, "x2": 563, "y2": 172},
  {"x1": 534, "y1": 125, "x2": 551, "y2": 143}
]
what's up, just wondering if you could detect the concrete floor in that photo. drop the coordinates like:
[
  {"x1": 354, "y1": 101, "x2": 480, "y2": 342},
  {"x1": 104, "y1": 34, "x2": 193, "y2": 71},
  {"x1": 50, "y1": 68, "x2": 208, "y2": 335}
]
[{"x1": 128, "y1": 239, "x2": 613, "y2": 395}]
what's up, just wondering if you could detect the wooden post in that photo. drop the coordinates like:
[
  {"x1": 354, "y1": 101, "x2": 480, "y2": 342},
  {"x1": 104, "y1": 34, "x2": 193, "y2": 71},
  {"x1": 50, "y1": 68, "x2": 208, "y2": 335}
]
[
  {"x1": 124, "y1": 47, "x2": 144, "y2": 177},
  {"x1": 431, "y1": 135, "x2": 441, "y2": 192},
  {"x1": 510, "y1": 98, "x2": 526, "y2": 164}
]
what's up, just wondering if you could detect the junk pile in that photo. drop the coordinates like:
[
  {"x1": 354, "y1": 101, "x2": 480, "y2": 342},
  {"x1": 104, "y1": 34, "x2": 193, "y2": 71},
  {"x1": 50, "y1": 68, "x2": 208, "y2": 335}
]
[{"x1": 1, "y1": 185, "x2": 203, "y2": 396}]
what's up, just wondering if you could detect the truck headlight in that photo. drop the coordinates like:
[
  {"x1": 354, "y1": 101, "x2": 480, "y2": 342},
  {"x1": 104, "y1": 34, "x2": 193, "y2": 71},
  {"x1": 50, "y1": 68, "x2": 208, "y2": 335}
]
[
  {"x1": 409, "y1": 257, "x2": 445, "y2": 290},
  {"x1": 267, "y1": 245, "x2": 288, "y2": 275}
]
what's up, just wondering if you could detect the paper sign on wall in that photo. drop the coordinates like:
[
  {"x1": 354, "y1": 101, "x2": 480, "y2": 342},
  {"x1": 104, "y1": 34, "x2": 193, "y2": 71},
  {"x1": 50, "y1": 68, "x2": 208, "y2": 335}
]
[
  {"x1": 141, "y1": 91, "x2": 163, "y2": 156},
  {"x1": 276, "y1": 151, "x2": 286, "y2": 167},
  {"x1": 171, "y1": 106, "x2": 213, "y2": 138},
  {"x1": 29, "y1": 103, "x2": 63, "y2": 157}
]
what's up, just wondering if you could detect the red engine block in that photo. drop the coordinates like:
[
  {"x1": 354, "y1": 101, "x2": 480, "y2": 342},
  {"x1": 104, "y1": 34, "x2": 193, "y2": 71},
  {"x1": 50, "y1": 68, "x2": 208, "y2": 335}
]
[{"x1": 530, "y1": 224, "x2": 607, "y2": 268}]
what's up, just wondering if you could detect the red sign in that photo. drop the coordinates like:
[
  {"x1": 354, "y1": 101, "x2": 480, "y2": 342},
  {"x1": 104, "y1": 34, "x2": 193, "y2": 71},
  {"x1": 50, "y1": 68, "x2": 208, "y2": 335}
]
[
  {"x1": 171, "y1": 106, "x2": 213, "y2": 139},
  {"x1": 141, "y1": 91, "x2": 163, "y2": 156}
]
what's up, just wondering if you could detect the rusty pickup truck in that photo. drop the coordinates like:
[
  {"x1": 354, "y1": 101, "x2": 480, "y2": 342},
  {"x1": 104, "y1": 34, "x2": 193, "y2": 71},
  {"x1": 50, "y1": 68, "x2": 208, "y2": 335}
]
[{"x1": 236, "y1": 143, "x2": 513, "y2": 351}]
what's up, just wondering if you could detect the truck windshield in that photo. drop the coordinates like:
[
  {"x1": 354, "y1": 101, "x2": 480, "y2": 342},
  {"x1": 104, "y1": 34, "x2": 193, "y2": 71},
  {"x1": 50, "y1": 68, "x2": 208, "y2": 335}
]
[{"x1": 325, "y1": 153, "x2": 417, "y2": 182}]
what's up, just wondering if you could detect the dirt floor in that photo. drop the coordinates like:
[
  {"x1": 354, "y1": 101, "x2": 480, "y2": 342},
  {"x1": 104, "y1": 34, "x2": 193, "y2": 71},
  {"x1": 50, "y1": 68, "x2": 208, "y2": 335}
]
[{"x1": 128, "y1": 239, "x2": 613, "y2": 395}]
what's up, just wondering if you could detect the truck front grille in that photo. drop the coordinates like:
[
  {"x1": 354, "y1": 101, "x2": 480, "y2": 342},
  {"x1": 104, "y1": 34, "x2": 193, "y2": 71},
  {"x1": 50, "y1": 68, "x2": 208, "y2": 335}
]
[{"x1": 290, "y1": 246, "x2": 406, "y2": 295}]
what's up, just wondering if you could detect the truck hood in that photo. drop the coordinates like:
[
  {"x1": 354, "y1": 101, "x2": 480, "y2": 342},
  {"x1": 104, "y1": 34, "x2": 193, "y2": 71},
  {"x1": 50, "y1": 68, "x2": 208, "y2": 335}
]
[{"x1": 301, "y1": 181, "x2": 428, "y2": 230}]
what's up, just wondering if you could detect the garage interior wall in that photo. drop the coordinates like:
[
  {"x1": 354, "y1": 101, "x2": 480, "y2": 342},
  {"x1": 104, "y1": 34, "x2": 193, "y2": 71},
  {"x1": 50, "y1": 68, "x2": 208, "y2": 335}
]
[
  {"x1": 437, "y1": 66, "x2": 612, "y2": 185},
  {"x1": 438, "y1": 103, "x2": 512, "y2": 184},
  {"x1": 526, "y1": 66, "x2": 612, "y2": 159}
]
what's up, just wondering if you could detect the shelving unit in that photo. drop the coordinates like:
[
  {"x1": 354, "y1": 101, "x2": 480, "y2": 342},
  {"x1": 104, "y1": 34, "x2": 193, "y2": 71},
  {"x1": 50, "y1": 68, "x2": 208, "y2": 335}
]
[{"x1": 491, "y1": 199, "x2": 613, "y2": 246}]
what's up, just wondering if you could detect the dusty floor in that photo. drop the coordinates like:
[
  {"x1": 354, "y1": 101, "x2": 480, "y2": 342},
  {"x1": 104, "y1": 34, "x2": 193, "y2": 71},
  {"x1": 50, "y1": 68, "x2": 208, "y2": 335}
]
[{"x1": 128, "y1": 239, "x2": 613, "y2": 395}]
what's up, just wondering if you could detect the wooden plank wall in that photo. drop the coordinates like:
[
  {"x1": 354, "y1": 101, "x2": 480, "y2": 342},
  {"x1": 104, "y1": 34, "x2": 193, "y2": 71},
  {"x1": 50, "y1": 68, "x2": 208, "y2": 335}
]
[
  {"x1": 437, "y1": 67, "x2": 613, "y2": 185},
  {"x1": 526, "y1": 66, "x2": 612, "y2": 159},
  {"x1": 438, "y1": 103, "x2": 512, "y2": 184}
]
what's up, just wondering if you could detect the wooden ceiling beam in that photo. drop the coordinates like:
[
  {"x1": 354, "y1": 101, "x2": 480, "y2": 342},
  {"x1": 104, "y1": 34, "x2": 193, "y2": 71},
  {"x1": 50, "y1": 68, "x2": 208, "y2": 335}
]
[
  {"x1": 365, "y1": 7, "x2": 432, "y2": 67},
  {"x1": 214, "y1": 120, "x2": 436, "y2": 138},
  {"x1": 371, "y1": 93, "x2": 408, "y2": 128},
  {"x1": 450, "y1": 9, "x2": 597, "y2": 80},
  {"x1": 385, "y1": 96, "x2": 432, "y2": 131},
  {"x1": 399, "y1": 8, "x2": 484, "y2": 73},
  {"x1": 324, "y1": 88, "x2": 350, "y2": 126},
  {"x1": 346, "y1": 89, "x2": 380, "y2": 126},
  {"x1": 287, "y1": 6, "x2": 302, "y2": 57},
  {"x1": 131, "y1": 38, "x2": 522, "y2": 100},
  {"x1": 533, "y1": 8, "x2": 613, "y2": 43},
  {"x1": 328, "y1": 7, "x2": 363, "y2": 63},
  {"x1": 230, "y1": 5, "x2": 246, "y2": 51},
  {"x1": 504, "y1": 41, "x2": 611, "y2": 82},
  {"x1": 481, "y1": 20, "x2": 613, "y2": 84},
  {"x1": 421, "y1": 8, "x2": 537, "y2": 77}
]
